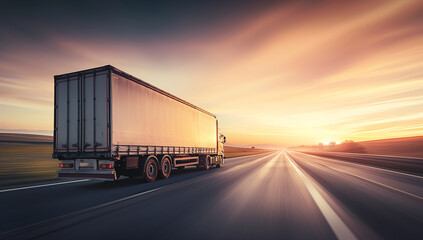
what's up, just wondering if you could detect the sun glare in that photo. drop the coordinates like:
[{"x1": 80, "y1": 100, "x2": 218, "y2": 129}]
[{"x1": 321, "y1": 140, "x2": 339, "y2": 145}]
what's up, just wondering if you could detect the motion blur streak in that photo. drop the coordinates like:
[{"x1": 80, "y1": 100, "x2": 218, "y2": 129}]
[
  {"x1": 1, "y1": 151, "x2": 422, "y2": 239},
  {"x1": 288, "y1": 151, "x2": 423, "y2": 239},
  {"x1": 218, "y1": 152, "x2": 282, "y2": 219},
  {"x1": 317, "y1": 161, "x2": 423, "y2": 200},
  {"x1": 0, "y1": 179, "x2": 90, "y2": 193},
  {"x1": 286, "y1": 153, "x2": 357, "y2": 240}
]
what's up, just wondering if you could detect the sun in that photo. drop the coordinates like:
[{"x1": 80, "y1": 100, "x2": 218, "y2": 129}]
[{"x1": 321, "y1": 140, "x2": 339, "y2": 145}]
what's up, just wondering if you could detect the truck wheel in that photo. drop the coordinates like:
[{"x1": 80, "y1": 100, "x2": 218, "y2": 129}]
[
  {"x1": 143, "y1": 156, "x2": 158, "y2": 183},
  {"x1": 216, "y1": 156, "x2": 222, "y2": 168},
  {"x1": 160, "y1": 157, "x2": 171, "y2": 179},
  {"x1": 204, "y1": 156, "x2": 210, "y2": 170}
]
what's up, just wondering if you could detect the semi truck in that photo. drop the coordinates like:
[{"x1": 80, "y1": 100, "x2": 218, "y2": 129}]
[{"x1": 53, "y1": 65, "x2": 225, "y2": 182}]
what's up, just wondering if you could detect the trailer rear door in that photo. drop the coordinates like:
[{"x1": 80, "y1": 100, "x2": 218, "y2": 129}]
[
  {"x1": 55, "y1": 70, "x2": 110, "y2": 153},
  {"x1": 83, "y1": 71, "x2": 109, "y2": 152},
  {"x1": 56, "y1": 76, "x2": 79, "y2": 152}
]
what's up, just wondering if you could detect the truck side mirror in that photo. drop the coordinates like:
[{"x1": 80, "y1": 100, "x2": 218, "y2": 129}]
[{"x1": 223, "y1": 136, "x2": 226, "y2": 143}]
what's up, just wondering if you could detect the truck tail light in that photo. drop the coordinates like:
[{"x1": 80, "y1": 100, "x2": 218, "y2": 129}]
[
  {"x1": 100, "y1": 164, "x2": 114, "y2": 169},
  {"x1": 60, "y1": 163, "x2": 74, "y2": 168}
]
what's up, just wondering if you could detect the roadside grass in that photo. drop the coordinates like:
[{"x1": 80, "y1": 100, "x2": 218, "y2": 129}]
[
  {"x1": 289, "y1": 136, "x2": 423, "y2": 158},
  {"x1": 0, "y1": 142, "x2": 58, "y2": 186},
  {"x1": 224, "y1": 146, "x2": 274, "y2": 158}
]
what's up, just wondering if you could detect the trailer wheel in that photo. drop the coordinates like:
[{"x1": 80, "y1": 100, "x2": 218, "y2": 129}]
[
  {"x1": 204, "y1": 156, "x2": 210, "y2": 170},
  {"x1": 216, "y1": 156, "x2": 222, "y2": 168},
  {"x1": 143, "y1": 156, "x2": 158, "y2": 183},
  {"x1": 160, "y1": 157, "x2": 171, "y2": 179}
]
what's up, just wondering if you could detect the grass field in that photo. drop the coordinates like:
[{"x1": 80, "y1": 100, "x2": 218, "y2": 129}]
[
  {"x1": 290, "y1": 136, "x2": 423, "y2": 158},
  {"x1": 358, "y1": 136, "x2": 423, "y2": 158},
  {"x1": 224, "y1": 146, "x2": 274, "y2": 158},
  {"x1": 0, "y1": 142, "x2": 57, "y2": 186}
]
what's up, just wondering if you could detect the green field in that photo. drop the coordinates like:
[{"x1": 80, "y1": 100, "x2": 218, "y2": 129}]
[
  {"x1": 0, "y1": 134, "x2": 57, "y2": 186},
  {"x1": 0, "y1": 142, "x2": 58, "y2": 186}
]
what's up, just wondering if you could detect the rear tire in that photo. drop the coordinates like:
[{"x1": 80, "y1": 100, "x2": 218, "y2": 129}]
[
  {"x1": 216, "y1": 156, "x2": 222, "y2": 168},
  {"x1": 204, "y1": 156, "x2": 210, "y2": 170},
  {"x1": 160, "y1": 157, "x2": 171, "y2": 179},
  {"x1": 143, "y1": 156, "x2": 158, "y2": 183}
]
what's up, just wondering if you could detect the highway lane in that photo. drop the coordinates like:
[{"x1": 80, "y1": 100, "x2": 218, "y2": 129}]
[
  {"x1": 291, "y1": 151, "x2": 423, "y2": 197},
  {"x1": 295, "y1": 151, "x2": 423, "y2": 174},
  {"x1": 288, "y1": 151, "x2": 423, "y2": 239},
  {"x1": 1, "y1": 151, "x2": 423, "y2": 239},
  {"x1": 0, "y1": 152, "x2": 276, "y2": 233}
]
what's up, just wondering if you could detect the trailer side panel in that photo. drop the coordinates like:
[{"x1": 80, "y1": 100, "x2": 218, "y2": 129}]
[{"x1": 111, "y1": 73, "x2": 217, "y2": 149}]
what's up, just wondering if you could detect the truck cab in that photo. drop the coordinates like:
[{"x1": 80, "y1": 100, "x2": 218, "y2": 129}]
[
  {"x1": 218, "y1": 129, "x2": 226, "y2": 159},
  {"x1": 216, "y1": 129, "x2": 226, "y2": 167}
]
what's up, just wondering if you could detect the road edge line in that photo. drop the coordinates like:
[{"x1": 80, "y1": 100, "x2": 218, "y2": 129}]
[
  {"x1": 320, "y1": 164, "x2": 423, "y2": 200},
  {"x1": 0, "y1": 187, "x2": 164, "y2": 239},
  {"x1": 292, "y1": 151, "x2": 423, "y2": 179},
  {"x1": 0, "y1": 179, "x2": 91, "y2": 193},
  {"x1": 286, "y1": 152, "x2": 357, "y2": 240}
]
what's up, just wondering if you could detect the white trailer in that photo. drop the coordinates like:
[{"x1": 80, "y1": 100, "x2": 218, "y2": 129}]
[{"x1": 53, "y1": 65, "x2": 225, "y2": 182}]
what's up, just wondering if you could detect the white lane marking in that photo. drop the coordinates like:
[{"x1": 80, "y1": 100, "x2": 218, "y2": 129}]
[
  {"x1": 90, "y1": 151, "x2": 276, "y2": 212},
  {"x1": 90, "y1": 187, "x2": 164, "y2": 209},
  {"x1": 0, "y1": 179, "x2": 91, "y2": 193},
  {"x1": 291, "y1": 151, "x2": 423, "y2": 179},
  {"x1": 286, "y1": 153, "x2": 357, "y2": 240},
  {"x1": 314, "y1": 151, "x2": 423, "y2": 161},
  {"x1": 1, "y1": 187, "x2": 165, "y2": 237},
  {"x1": 320, "y1": 164, "x2": 423, "y2": 200},
  {"x1": 0, "y1": 152, "x2": 277, "y2": 194}
]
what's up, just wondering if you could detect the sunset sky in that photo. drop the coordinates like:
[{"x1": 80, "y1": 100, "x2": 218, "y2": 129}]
[{"x1": 1, "y1": 0, "x2": 423, "y2": 148}]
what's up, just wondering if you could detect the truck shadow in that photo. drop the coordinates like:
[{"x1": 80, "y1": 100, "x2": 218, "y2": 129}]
[{"x1": 80, "y1": 166, "x2": 219, "y2": 190}]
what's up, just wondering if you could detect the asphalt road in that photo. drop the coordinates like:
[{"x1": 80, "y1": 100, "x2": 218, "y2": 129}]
[{"x1": 1, "y1": 151, "x2": 422, "y2": 240}]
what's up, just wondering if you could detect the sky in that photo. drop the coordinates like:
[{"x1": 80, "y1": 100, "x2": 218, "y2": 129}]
[{"x1": 1, "y1": 0, "x2": 423, "y2": 148}]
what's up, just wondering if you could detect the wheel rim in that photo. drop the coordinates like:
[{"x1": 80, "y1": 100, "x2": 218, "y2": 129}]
[
  {"x1": 147, "y1": 161, "x2": 156, "y2": 178},
  {"x1": 163, "y1": 160, "x2": 170, "y2": 175}
]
